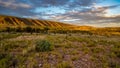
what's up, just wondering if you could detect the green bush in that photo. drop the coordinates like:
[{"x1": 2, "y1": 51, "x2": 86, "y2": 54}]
[{"x1": 35, "y1": 40, "x2": 54, "y2": 52}]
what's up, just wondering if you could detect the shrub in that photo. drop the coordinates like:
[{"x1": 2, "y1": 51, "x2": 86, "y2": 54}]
[
  {"x1": 70, "y1": 50, "x2": 79, "y2": 55},
  {"x1": 24, "y1": 26, "x2": 33, "y2": 33},
  {"x1": 87, "y1": 41, "x2": 96, "y2": 47},
  {"x1": 91, "y1": 47, "x2": 104, "y2": 53},
  {"x1": 111, "y1": 43, "x2": 120, "y2": 58},
  {"x1": 35, "y1": 40, "x2": 54, "y2": 52},
  {"x1": 109, "y1": 62, "x2": 120, "y2": 68},
  {"x1": 42, "y1": 63, "x2": 51, "y2": 68},
  {"x1": 0, "y1": 53, "x2": 12, "y2": 68},
  {"x1": 5, "y1": 27, "x2": 11, "y2": 32},
  {"x1": 16, "y1": 27, "x2": 22, "y2": 32},
  {"x1": 0, "y1": 33, "x2": 20, "y2": 40},
  {"x1": 44, "y1": 27, "x2": 50, "y2": 33},
  {"x1": 56, "y1": 61, "x2": 73, "y2": 68},
  {"x1": 71, "y1": 55, "x2": 79, "y2": 61}
]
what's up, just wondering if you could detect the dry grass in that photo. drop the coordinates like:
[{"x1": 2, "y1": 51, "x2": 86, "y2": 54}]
[{"x1": 0, "y1": 33, "x2": 120, "y2": 68}]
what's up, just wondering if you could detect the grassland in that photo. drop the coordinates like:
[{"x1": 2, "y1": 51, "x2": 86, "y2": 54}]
[{"x1": 0, "y1": 32, "x2": 120, "y2": 68}]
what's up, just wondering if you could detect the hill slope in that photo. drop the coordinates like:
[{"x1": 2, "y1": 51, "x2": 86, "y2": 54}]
[
  {"x1": 0, "y1": 15, "x2": 120, "y2": 35},
  {"x1": 0, "y1": 15, "x2": 74, "y2": 29}
]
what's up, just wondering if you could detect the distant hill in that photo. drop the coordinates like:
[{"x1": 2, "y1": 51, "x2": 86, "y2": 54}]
[
  {"x1": 0, "y1": 15, "x2": 75, "y2": 29},
  {"x1": 0, "y1": 15, "x2": 120, "y2": 35}
]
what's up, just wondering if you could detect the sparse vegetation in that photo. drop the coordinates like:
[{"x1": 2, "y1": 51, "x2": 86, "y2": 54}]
[
  {"x1": 0, "y1": 32, "x2": 120, "y2": 68},
  {"x1": 56, "y1": 61, "x2": 73, "y2": 68},
  {"x1": 0, "y1": 53, "x2": 18, "y2": 68}
]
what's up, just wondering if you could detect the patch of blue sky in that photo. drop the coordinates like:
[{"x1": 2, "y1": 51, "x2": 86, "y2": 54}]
[
  {"x1": 33, "y1": 7, "x2": 66, "y2": 14},
  {"x1": 95, "y1": 0, "x2": 120, "y2": 15},
  {"x1": 97, "y1": 0, "x2": 120, "y2": 6}
]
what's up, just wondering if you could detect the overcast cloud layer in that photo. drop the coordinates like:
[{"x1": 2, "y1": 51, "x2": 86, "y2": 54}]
[{"x1": 0, "y1": 0, "x2": 120, "y2": 27}]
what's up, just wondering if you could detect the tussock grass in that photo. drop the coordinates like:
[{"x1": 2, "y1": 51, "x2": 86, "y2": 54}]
[{"x1": 0, "y1": 33, "x2": 120, "y2": 68}]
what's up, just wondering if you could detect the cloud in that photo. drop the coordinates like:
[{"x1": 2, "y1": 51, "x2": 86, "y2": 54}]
[
  {"x1": 26, "y1": 0, "x2": 102, "y2": 9},
  {"x1": 49, "y1": 5, "x2": 120, "y2": 25},
  {"x1": 0, "y1": 0, "x2": 36, "y2": 17},
  {"x1": 61, "y1": 19, "x2": 81, "y2": 22},
  {"x1": 0, "y1": 0, "x2": 31, "y2": 9},
  {"x1": 27, "y1": 0, "x2": 70, "y2": 7},
  {"x1": 73, "y1": 0, "x2": 97, "y2": 6}
]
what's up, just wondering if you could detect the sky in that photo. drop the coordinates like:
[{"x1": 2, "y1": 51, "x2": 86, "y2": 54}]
[{"x1": 0, "y1": 0, "x2": 120, "y2": 27}]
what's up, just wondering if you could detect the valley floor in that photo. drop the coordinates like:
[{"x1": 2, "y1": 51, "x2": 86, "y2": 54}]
[{"x1": 0, "y1": 33, "x2": 120, "y2": 68}]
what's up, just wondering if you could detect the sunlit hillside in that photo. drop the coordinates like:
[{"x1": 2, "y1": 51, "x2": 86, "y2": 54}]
[
  {"x1": 0, "y1": 15, "x2": 75, "y2": 29},
  {"x1": 0, "y1": 15, "x2": 120, "y2": 36}
]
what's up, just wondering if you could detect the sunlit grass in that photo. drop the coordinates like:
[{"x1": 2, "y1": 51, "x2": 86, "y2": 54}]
[{"x1": 0, "y1": 33, "x2": 120, "y2": 68}]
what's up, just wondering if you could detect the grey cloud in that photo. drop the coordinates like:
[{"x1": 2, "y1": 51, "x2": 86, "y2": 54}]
[
  {"x1": 28, "y1": 0, "x2": 70, "y2": 7},
  {"x1": 50, "y1": 6, "x2": 120, "y2": 24},
  {"x1": 0, "y1": 0, "x2": 37, "y2": 17},
  {"x1": 26, "y1": 0, "x2": 102, "y2": 8},
  {"x1": 0, "y1": 5, "x2": 38, "y2": 17},
  {"x1": 73, "y1": 0, "x2": 97, "y2": 6},
  {"x1": 0, "y1": 0, "x2": 31, "y2": 9}
]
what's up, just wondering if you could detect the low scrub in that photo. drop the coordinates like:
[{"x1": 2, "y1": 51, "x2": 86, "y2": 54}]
[
  {"x1": 35, "y1": 40, "x2": 54, "y2": 52},
  {"x1": 56, "y1": 61, "x2": 73, "y2": 68},
  {"x1": 0, "y1": 53, "x2": 18, "y2": 68}
]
